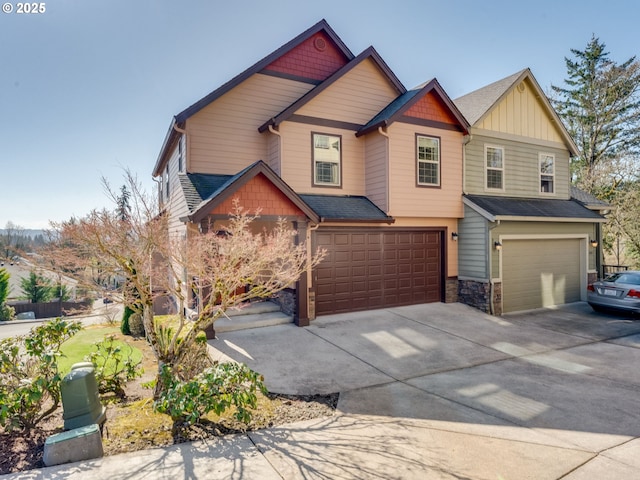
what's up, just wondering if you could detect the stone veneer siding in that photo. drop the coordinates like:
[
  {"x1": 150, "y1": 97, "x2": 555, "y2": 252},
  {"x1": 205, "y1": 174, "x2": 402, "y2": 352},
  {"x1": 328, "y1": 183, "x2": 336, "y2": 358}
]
[
  {"x1": 272, "y1": 288, "x2": 296, "y2": 316},
  {"x1": 458, "y1": 279, "x2": 490, "y2": 313},
  {"x1": 445, "y1": 277, "x2": 459, "y2": 303}
]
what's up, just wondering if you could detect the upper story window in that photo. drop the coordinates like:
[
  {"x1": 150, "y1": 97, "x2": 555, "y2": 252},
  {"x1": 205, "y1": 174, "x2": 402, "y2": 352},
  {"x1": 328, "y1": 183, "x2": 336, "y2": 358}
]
[
  {"x1": 539, "y1": 153, "x2": 555, "y2": 194},
  {"x1": 313, "y1": 133, "x2": 341, "y2": 187},
  {"x1": 416, "y1": 135, "x2": 440, "y2": 187},
  {"x1": 485, "y1": 145, "x2": 504, "y2": 190}
]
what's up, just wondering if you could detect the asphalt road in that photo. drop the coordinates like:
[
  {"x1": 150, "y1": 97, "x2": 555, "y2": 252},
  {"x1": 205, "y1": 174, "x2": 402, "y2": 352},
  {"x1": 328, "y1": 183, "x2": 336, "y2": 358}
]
[{"x1": 0, "y1": 301, "x2": 123, "y2": 339}]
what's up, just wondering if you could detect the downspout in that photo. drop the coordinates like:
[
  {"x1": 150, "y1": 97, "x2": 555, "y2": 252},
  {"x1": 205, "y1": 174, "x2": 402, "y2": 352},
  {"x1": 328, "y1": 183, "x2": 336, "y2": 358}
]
[
  {"x1": 378, "y1": 126, "x2": 390, "y2": 214},
  {"x1": 462, "y1": 134, "x2": 472, "y2": 195}
]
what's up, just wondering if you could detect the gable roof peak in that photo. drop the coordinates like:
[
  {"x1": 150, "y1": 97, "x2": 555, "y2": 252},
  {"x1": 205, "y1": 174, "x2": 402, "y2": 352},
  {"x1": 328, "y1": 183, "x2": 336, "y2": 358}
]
[
  {"x1": 453, "y1": 68, "x2": 530, "y2": 125},
  {"x1": 154, "y1": 19, "x2": 353, "y2": 176},
  {"x1": 258, "y1": 44, "x2": 406, "y2": 133}
]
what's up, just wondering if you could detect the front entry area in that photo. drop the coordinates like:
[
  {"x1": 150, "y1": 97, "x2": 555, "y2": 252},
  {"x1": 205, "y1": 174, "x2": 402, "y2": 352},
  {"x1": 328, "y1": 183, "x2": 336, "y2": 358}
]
[{"x1": 313, "y1": 228, "x2": 444, "y2": 315}]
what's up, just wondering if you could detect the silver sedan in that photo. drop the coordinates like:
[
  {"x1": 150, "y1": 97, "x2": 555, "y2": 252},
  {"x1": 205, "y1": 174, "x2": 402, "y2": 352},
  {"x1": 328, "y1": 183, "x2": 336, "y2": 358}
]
[{"x1": 588, "y1": 271, "x2": 640, "y2": 314}]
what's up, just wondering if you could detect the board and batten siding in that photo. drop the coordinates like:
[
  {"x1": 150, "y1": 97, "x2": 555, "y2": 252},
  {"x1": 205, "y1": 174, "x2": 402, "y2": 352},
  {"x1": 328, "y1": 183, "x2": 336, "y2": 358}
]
[
  {"x1": 386, "y1": 123, "x2": 464, "y2": 218},
  {"x1": 279, "y1": 121, "x2": 365, "y2": 195},
  {"x1": 186, "y1": 74, "x2": 315, "y2": 175},
  {"x1": 477, "y1": 78, "x2": 564, "y2": 144},
  {"x1": 295, "y1": 58, "x2": 399, "y2": 125},
  {"x1": 364, "y1": 132, "x2": 388, "y2": 212},
  {"x1": 464, "y1": 134, "x2": 570, "y2": 199},
  {"x1": 458, "y1": 205, "x2": 488, "y2": 280}
]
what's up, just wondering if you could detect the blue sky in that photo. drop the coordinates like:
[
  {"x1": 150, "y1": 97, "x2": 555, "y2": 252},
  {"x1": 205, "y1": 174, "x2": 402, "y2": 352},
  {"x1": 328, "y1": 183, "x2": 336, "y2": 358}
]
[{"x1": 1, "y1": 0, "x2": 639, "y2": 229}]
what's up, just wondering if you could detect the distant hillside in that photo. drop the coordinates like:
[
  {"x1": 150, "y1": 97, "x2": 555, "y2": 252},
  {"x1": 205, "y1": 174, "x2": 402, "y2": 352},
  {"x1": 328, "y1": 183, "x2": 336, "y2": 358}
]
[{"x1": 0, "y1": 229, "x2": 45, "y2": 238}]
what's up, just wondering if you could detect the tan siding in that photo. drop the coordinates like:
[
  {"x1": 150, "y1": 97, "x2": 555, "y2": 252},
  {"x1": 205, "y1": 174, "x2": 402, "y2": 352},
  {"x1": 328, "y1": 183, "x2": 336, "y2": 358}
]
[
  {"x1": 296, "y1": 59, "x2": 399, "y2": 124},
  {"x1": 387, "y1": 123, "x2": 464, "y2": 218},
  {"x1": 464, "y1": 134, "x2": 570, "y2": 198},
  {"x1": 478, "y1": 79, "x2": 564, "y2": 143},
  {"x1": 279, "y1": 122, "x2": 365, "y2": 195},
  {"x1": 160, "y1": 141, "x2": 189, "y2": 234},
  {"x1": 364, "y1": 133, "x2": 388, "y2": 212},
  {"x1": 266, "y1": 134, "x2": 280, "y2": 175},
  {"x1": 186, "y1": 74, "x2": 314, "y2": 175}
]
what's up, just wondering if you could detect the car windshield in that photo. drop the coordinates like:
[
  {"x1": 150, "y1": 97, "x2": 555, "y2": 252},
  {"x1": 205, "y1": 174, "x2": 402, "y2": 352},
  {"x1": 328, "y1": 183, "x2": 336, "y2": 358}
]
[{"x1": 605, "y1": 273, "x2": 640, "y2": 285}]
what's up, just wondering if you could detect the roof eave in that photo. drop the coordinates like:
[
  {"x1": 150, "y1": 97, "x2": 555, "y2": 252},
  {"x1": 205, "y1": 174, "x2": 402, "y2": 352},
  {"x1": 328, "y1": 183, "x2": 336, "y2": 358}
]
[{"x1": 153, "y1": 117, "x2": 180, "y2": 177}]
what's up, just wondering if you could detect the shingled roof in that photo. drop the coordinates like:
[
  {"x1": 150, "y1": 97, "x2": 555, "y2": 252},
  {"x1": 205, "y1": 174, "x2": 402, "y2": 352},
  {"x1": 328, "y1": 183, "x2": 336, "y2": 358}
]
[
  {"x1": 454, "y1": 70, "x2": 526, "y2": 126},
  {"x1": 357, "y1": 78, "x2": 469, "y2": 137},
  {"x1": 463, "y1": 194, "x2": 606, "y2": 222},
  {"x1": 299, "y1": 194, "x2": 394, "y2": 223},
  {"x1": 177, "y1": 162, "x2": 393, "y2": 224}
]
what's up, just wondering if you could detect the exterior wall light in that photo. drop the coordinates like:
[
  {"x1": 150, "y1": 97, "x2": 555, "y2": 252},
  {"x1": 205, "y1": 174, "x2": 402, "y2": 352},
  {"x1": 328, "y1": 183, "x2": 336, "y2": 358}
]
[
  {"x1": 494, "y1": 241, "x2": 502, "y2": 251},
  {"x1": 451, "y1": 232, "x2": 459, "y2": 241},
  {"x1": 590, "y1": 239, "x2": 599, "y2": 248}
]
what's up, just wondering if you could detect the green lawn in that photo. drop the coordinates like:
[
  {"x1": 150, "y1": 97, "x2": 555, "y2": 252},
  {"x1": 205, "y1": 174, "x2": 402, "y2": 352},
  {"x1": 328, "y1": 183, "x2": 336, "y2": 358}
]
[{"x1": 59, "y1": 325, "x2": 143, "y2": 376}]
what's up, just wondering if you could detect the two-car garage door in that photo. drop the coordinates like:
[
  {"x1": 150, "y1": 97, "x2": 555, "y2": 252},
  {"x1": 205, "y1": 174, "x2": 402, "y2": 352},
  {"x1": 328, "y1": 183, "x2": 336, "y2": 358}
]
[
  {"x1": 502, "y1": 238, "x2": 583, "y2": 313},
  {"x1": 314, "y1": 228, "x2": 443, "y2": 316}
]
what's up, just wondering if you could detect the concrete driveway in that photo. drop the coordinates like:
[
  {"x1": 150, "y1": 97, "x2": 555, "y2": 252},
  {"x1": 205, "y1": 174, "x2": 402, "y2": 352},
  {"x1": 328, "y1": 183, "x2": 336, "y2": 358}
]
[
  {"x1": 14, "y1": 302, "x2": 640, "y2": 479},
  {"x1": 207, "y1": 301, "x2": 640, "y2": 479}
]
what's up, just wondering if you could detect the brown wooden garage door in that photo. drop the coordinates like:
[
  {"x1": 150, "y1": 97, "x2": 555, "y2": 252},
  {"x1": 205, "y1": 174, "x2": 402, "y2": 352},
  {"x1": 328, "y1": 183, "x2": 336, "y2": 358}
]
[{"x1": 314, "y1": 228, "x2": 443, "y2": 315}]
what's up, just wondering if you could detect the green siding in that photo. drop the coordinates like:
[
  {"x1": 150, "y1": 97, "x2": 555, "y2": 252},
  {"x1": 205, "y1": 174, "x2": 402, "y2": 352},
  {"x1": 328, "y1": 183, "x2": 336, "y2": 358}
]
[
  {"x1": 459, "y1": 205, "x2": 488, "y2": 279},
  {"x1": 464, "y1": 134, "x2": 570, "y2": 199}
]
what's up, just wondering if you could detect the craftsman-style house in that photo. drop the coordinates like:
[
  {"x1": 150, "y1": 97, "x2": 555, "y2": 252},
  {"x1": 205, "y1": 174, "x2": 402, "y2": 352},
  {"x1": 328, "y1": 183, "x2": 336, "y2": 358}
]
[
  {"x1": 152, "y1": 20, "x2": 605, "y2": 322},
  {"x1": 454, "y1": 69, "x2": 607, "y2": 314}
]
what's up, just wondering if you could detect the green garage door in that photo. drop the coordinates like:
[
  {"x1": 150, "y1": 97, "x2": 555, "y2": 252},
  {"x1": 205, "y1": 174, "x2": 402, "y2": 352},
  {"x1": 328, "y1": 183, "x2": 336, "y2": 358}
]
[{"x1": 502, "y1": 238, "x2": 582, "y2": 313}]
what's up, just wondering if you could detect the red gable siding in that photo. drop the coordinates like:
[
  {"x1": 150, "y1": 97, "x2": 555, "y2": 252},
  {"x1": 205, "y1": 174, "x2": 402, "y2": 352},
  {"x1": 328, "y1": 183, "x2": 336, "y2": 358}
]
[
  {"x1": 211, "y1": 174, "x2": 306, "y2": 217},
  {"x1": 263, "y1": 32, "x2": 349, "y2": 82},
  {"x1": 405, "y1": 91, "x2": 459, "y2": 125}
]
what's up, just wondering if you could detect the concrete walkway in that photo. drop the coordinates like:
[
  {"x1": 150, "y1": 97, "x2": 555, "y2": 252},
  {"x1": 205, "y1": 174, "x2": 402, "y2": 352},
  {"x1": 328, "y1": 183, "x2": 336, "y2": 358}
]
[{"x1": 5, "y1": 302, "x2": 640, "y2": 479}]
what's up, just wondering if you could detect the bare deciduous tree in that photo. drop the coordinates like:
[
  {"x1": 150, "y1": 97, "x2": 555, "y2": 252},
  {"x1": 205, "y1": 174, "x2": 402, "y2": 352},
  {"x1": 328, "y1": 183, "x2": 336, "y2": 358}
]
[{"x1": 45, "y1": 172, "x2": 324, "y2": 396}]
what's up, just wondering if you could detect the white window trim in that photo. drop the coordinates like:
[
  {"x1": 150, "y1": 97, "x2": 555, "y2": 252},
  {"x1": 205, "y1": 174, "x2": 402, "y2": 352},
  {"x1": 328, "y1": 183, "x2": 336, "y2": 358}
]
[
  {"x1": 484, "y1": 144, "x2": 505, "y2": 192},
  {"x1": 539, "y1": 153, "x2": 555, "y2": 195},
  {"x1": 416, "y1": 135, "x2": 441, "y2": 187}
]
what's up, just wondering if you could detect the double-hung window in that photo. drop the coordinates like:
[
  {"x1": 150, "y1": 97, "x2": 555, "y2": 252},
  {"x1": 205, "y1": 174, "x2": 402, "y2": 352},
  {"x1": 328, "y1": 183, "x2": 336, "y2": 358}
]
[
  {"x1": 416, "y1": 135, "x2": 440, "y2": 186},
  {"x1": 539, "y1": 153, "x2": 555, "y2": 193},
  {"x1": 313, "y1": 133, "x2": 341, "y2": 187},
  {"x1": 485, "y1": 145, "x2": 504, "y2": 190}
]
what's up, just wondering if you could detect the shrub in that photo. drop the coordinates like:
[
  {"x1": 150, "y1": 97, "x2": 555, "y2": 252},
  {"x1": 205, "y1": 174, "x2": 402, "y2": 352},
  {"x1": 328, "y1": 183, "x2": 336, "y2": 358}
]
[
  {"x1": 85, "y1": 334, "x2": 143, "y2": 397},
  {"x1": 154, "y1": 362, "x2": 267, "y2": 428},
  {"x1": 0, "y1": 304, "x2": 14, "y2": 321},
  {"x1": 121, "y1": 305, "x2": 133, "y2": 335},
  {"x1": 0, "y1": 318, "x2": 82, "y2": 431},
  {"x1": 129, "y1": 313, "x2": 145, "y2": 338},
  {"x1": 0, "y1": 268, "x2": 9, "y2": 305}
]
